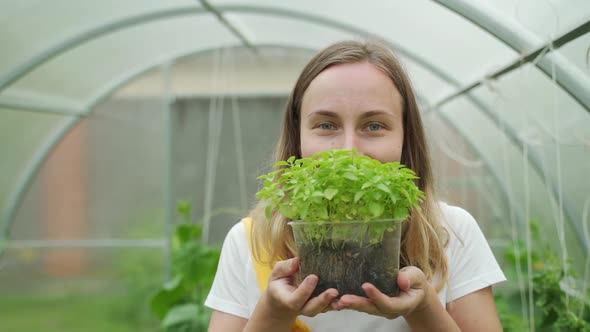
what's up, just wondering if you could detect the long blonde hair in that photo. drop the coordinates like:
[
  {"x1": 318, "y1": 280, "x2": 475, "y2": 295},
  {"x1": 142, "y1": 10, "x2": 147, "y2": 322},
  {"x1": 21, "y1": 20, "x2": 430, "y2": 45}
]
[{"x1": 249, "y1": 40, "x2": 449, "y2": 290}]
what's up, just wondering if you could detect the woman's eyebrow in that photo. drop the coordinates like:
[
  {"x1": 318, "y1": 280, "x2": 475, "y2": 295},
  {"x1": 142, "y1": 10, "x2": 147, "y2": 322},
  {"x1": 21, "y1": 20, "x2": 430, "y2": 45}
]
[
  {"x1": 306, "y1": 110, "x2": 339, "y2": 118},
  {"x1": 306, "y1": 110, "x2": 395, "y2": 119},
  {"x1": 359, "y1": 110, "x2": 395, "y2": 119}
]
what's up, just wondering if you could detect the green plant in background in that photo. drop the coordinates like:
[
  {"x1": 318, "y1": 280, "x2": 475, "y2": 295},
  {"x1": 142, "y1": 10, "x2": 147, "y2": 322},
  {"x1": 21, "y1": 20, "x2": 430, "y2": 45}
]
[
  {"x1": 256, "y1": 149, "x2": 424, "y2": 245},
  {"x1": 110, "y1": 208, "x2": 165, "y2": 329},
  {"x1": 150, "y1": 201, "x2": 221, "y2": 332},
  {"x1": 496, "y1": 220, "x2": 590, "y2": 331}
]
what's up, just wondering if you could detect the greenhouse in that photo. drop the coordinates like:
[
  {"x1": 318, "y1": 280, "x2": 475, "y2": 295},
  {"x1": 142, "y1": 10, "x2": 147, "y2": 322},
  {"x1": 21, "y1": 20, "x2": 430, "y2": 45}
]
[{"x1": 1, "y1": 0, "x2": 589, "y2": 331}]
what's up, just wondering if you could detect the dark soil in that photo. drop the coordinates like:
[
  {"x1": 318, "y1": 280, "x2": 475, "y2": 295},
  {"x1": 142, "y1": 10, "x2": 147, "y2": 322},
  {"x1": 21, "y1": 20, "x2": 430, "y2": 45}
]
[{"x1": 297, "y1": 241, "x2": 399, "y2": 298}]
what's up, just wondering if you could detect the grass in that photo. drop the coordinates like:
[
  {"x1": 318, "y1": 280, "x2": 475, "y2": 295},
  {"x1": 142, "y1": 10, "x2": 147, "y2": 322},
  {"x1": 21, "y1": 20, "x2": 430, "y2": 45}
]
[{"x1": 0, "y1": 291, "x2": 159, "y2": 332}]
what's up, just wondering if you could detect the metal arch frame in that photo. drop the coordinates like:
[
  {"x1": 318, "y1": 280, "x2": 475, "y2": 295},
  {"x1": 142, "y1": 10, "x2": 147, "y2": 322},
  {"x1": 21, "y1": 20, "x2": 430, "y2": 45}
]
[
  {"x1": 0, "y1": 116, "x2": 79, "y2": 253},
  {"x1": 0, "y1": 4, "x2": 461, "y2": 100},
  {"x1": 0, "y1": 46, "x2": 231, "y2": 250},
  {"x1": 0, "y1": 43, "x2": 522, "y2": 245},
  {"x1": 0, "y1": 3, "x2": 585, "y2": 251},
  {"x1": 0, "y1": 6, "x2": 207, "y2": 91},
  {"x1": 434, "y1": 0, "x2": 590, "y2": 252},
  {"x1": 434, "y1": 113, "x2": 519, "y2": 225},
  {"x1": 429, "y1": 19, "x2": 590, "y2": 110},
  {"x1": 199, "y1": 0, "x2": 258, "y2": 55},
  {"x1": 435, "y1": 0, "x2": 590, "y2": 113},
  {"x1": 0, "y1": 96, "x2": 84, "y2": 115},
  {"x1": 0, "y1": 4, "x2": 451, "y2": 115},
  {"x1": 431, "y1": 97, "x2": 590, "y2": 254}
]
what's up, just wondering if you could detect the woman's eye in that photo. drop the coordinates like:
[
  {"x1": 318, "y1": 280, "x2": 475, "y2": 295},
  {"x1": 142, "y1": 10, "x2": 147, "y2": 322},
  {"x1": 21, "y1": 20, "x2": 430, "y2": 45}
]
[
  {"x1": 318, "y1": 123, "x2": 336, "y2": 130},
  {"x1": 367, "y1": 123, "x2": 384, "y2": 131}
]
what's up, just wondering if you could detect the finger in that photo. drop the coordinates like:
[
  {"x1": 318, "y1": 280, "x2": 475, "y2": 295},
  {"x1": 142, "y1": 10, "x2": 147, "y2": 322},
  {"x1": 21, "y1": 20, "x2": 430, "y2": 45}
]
[
  {"x1": 268, "y1": 272, "x2": 317, "y2": 314},
  {"x1": 362, "y1": 283, "x2": 406, "y2": 317},
  {"x1": 323, "y1": 299, "x2": 338, "y2": 313},
  {"x1": 336, "y1": 294, "x2": 380, "y2": 315},
  {"x1": 290, "y1": 274, "x2": 319, "y2": 306},
  {"x1": 363, "y1": 283, "x2": 395, "y2": 307},
  {"x1": 397, "y1": 266, "x2": 426, "y2": 291},
  {"x1": 301, "y1": 288, "x2": 339, "y2": 317},
  {"x1": 270, "y1": 257, "x2": 299, "y2": 280}
]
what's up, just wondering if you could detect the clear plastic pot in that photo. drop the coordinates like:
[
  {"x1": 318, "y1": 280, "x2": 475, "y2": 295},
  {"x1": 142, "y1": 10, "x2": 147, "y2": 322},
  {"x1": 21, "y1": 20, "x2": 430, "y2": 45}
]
[{"x1": 289, "y1": 219, "x2": 403, "y2": 298}]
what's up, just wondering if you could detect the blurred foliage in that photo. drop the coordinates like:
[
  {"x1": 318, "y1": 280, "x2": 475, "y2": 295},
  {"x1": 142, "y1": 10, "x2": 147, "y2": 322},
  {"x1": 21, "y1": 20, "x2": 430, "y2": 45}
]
[
  {"x1": 0, "y1": 200, "x2": 222, "y2": 332},
  {"x1": 0, "y1": 292, "x2": 155, "y2": 332},
  {"x1": 150, "y1": 200, "x2": 221, "y2": 332},
  {"x1": 109, "y1": 209, "x2": 164, "y2": 329},
  {"x1": 496, "y1": 220, "x2": 590, "y2": 331},
  {"x1": 0, "y1": 209, "x2": 162, "y2": 331}
]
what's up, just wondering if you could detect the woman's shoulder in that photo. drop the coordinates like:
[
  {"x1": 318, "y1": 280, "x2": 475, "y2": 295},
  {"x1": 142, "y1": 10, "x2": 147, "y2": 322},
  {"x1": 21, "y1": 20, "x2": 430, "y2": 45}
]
[
  {"x1": 437, "y1": 201, "x2": 480, "y2": 233},
  {"x1": 219, "y1": 219, "x2": 249, "y2": 255},
  {"x1": 436, "y1": 202, "x2": 507, "y2": 299},
  {"x1": 437, "y1": 201, "x2": 473, "y2": 219}
]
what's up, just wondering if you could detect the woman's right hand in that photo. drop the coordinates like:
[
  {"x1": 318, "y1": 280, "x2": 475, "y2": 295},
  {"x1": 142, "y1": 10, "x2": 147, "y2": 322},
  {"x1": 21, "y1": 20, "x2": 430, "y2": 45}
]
[{"x1": 263, "y1": 257, "x2": 339, "y2": 319}]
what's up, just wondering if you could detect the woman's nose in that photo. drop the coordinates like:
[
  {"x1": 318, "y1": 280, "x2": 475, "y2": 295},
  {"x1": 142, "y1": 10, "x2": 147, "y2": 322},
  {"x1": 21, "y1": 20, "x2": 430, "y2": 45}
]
[{"x1": 342, "y1": 132, "x2": 362, "y2": 153}]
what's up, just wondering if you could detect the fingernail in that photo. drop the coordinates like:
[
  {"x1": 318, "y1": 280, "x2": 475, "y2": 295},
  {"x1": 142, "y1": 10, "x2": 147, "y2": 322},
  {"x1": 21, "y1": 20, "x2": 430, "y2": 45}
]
[{"x1": 305, "y1": 275, "x2": 318, "y2": 286}]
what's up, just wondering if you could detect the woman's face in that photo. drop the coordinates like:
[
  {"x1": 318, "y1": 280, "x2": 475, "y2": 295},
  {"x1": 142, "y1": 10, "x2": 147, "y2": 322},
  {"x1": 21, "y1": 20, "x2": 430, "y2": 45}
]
[{"x1": 300, "y1": 61, "x2": 404, "y2": 163}]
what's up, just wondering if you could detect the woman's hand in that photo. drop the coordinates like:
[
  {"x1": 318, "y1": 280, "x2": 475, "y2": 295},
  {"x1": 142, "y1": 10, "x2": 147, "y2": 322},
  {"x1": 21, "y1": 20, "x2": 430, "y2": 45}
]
[
  {"x1": 332, "y1": 266, "x2": 431, "y2": 319},
  {"x1": 245, "y1": 257, "x2": 339, "y2": 332},
  {"x1": 264, "y1": 257, "x2": 339, "y2": 319}
]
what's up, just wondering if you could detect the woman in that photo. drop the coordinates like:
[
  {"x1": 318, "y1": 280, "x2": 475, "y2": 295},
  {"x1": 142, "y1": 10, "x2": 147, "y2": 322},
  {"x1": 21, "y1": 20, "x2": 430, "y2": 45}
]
[{"x1": 205, "y1": 40, "x2": 506, "y2": 331}]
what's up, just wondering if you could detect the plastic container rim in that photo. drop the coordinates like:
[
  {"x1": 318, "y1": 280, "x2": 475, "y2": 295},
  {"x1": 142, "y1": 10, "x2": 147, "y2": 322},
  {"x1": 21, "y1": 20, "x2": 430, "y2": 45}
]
[{"x1": 288, "y1": 218, "x2": 405, "y2": 226}]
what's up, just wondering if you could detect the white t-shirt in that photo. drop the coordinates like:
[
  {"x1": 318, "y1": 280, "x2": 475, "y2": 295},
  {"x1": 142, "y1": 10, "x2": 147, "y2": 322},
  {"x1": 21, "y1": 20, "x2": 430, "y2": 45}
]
[{"x1": 205, "y1": 202, "x2": 506, "y2": 331}]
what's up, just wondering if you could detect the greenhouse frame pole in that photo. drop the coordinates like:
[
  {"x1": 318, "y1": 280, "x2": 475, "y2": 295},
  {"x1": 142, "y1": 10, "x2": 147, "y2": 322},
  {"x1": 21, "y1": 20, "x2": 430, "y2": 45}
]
[
  {"x1": 428, "y1": 16, "x2": 590, "y2": 112},
  {"x1": 0, "y1": 4, "x2": 451, "y2": 102},
  {"x1": 435, "y1": 112, "x2": 518, "y2": 224},
  {"x1": 435, "y1": 0, "x2": 590, "y2": 113},
  {"x1": 433, "y1": 0, "x2": 590, "y2": 253},
  {"x1": 0, "y1": 116, "x2": 80, "y2": 256},
  {"x1": 0, "y1": 96, "x2": 84, "y2": 116},
  {"x1": 199, "y1": 0, "x2": 259, "y2": 56},
  {"x1": 162, "y1": 63, "x2": 174, "y2": 281},
  {"x1": 0, "y1": 6, "x2": 206, "y2": 92}
]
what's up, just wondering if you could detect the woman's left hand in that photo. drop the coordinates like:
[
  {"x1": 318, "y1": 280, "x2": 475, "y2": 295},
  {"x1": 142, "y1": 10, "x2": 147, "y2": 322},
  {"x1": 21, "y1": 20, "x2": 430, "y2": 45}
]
[{"x1": 331, "y1": 266, "x2": 431, "y2": 319}]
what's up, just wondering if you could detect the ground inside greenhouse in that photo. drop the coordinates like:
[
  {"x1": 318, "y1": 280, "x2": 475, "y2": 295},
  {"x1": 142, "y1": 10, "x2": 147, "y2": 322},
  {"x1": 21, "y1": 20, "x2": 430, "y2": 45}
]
[{"x1": 0, "y1": 291, "x2": 159, "y2": 332}]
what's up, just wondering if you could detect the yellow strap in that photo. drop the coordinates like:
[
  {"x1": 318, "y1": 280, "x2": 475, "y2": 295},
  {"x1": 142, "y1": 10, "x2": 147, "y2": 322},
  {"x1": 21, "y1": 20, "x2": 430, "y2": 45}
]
[{"x1": 243, "y1": 217, "x2": 311, "y2": 332}]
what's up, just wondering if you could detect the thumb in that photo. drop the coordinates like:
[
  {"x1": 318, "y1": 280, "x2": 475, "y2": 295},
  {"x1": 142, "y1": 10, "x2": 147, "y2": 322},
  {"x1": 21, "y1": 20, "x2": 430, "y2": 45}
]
[
  {"x1": 270, "y1": 257, "x2": 300, "y2": 280},
  {"x1": 397, "y1": 266, "x2": 425, "y2": 291}
]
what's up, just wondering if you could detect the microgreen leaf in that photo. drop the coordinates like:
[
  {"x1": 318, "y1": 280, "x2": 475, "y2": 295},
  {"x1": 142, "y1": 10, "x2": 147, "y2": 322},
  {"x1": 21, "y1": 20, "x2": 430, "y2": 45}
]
[
  {"x1": 344, "y1": 173, "x2": 358, "y2": 181},
  {"x1": 324, "y1": 188, "x2": 338, "y2": 200},
  {"x1": 369, "y1": 202, "x2": 384, "y2": 218},
  {"x1": 394, "y1": 206, "x2": 408, "y2": 220},
  {"x1": 354, "y1": 191, "x2": 365, "y2": 203},
  {"x1": 377, "y1": 183, "x2": 391, "y2": 194}
]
